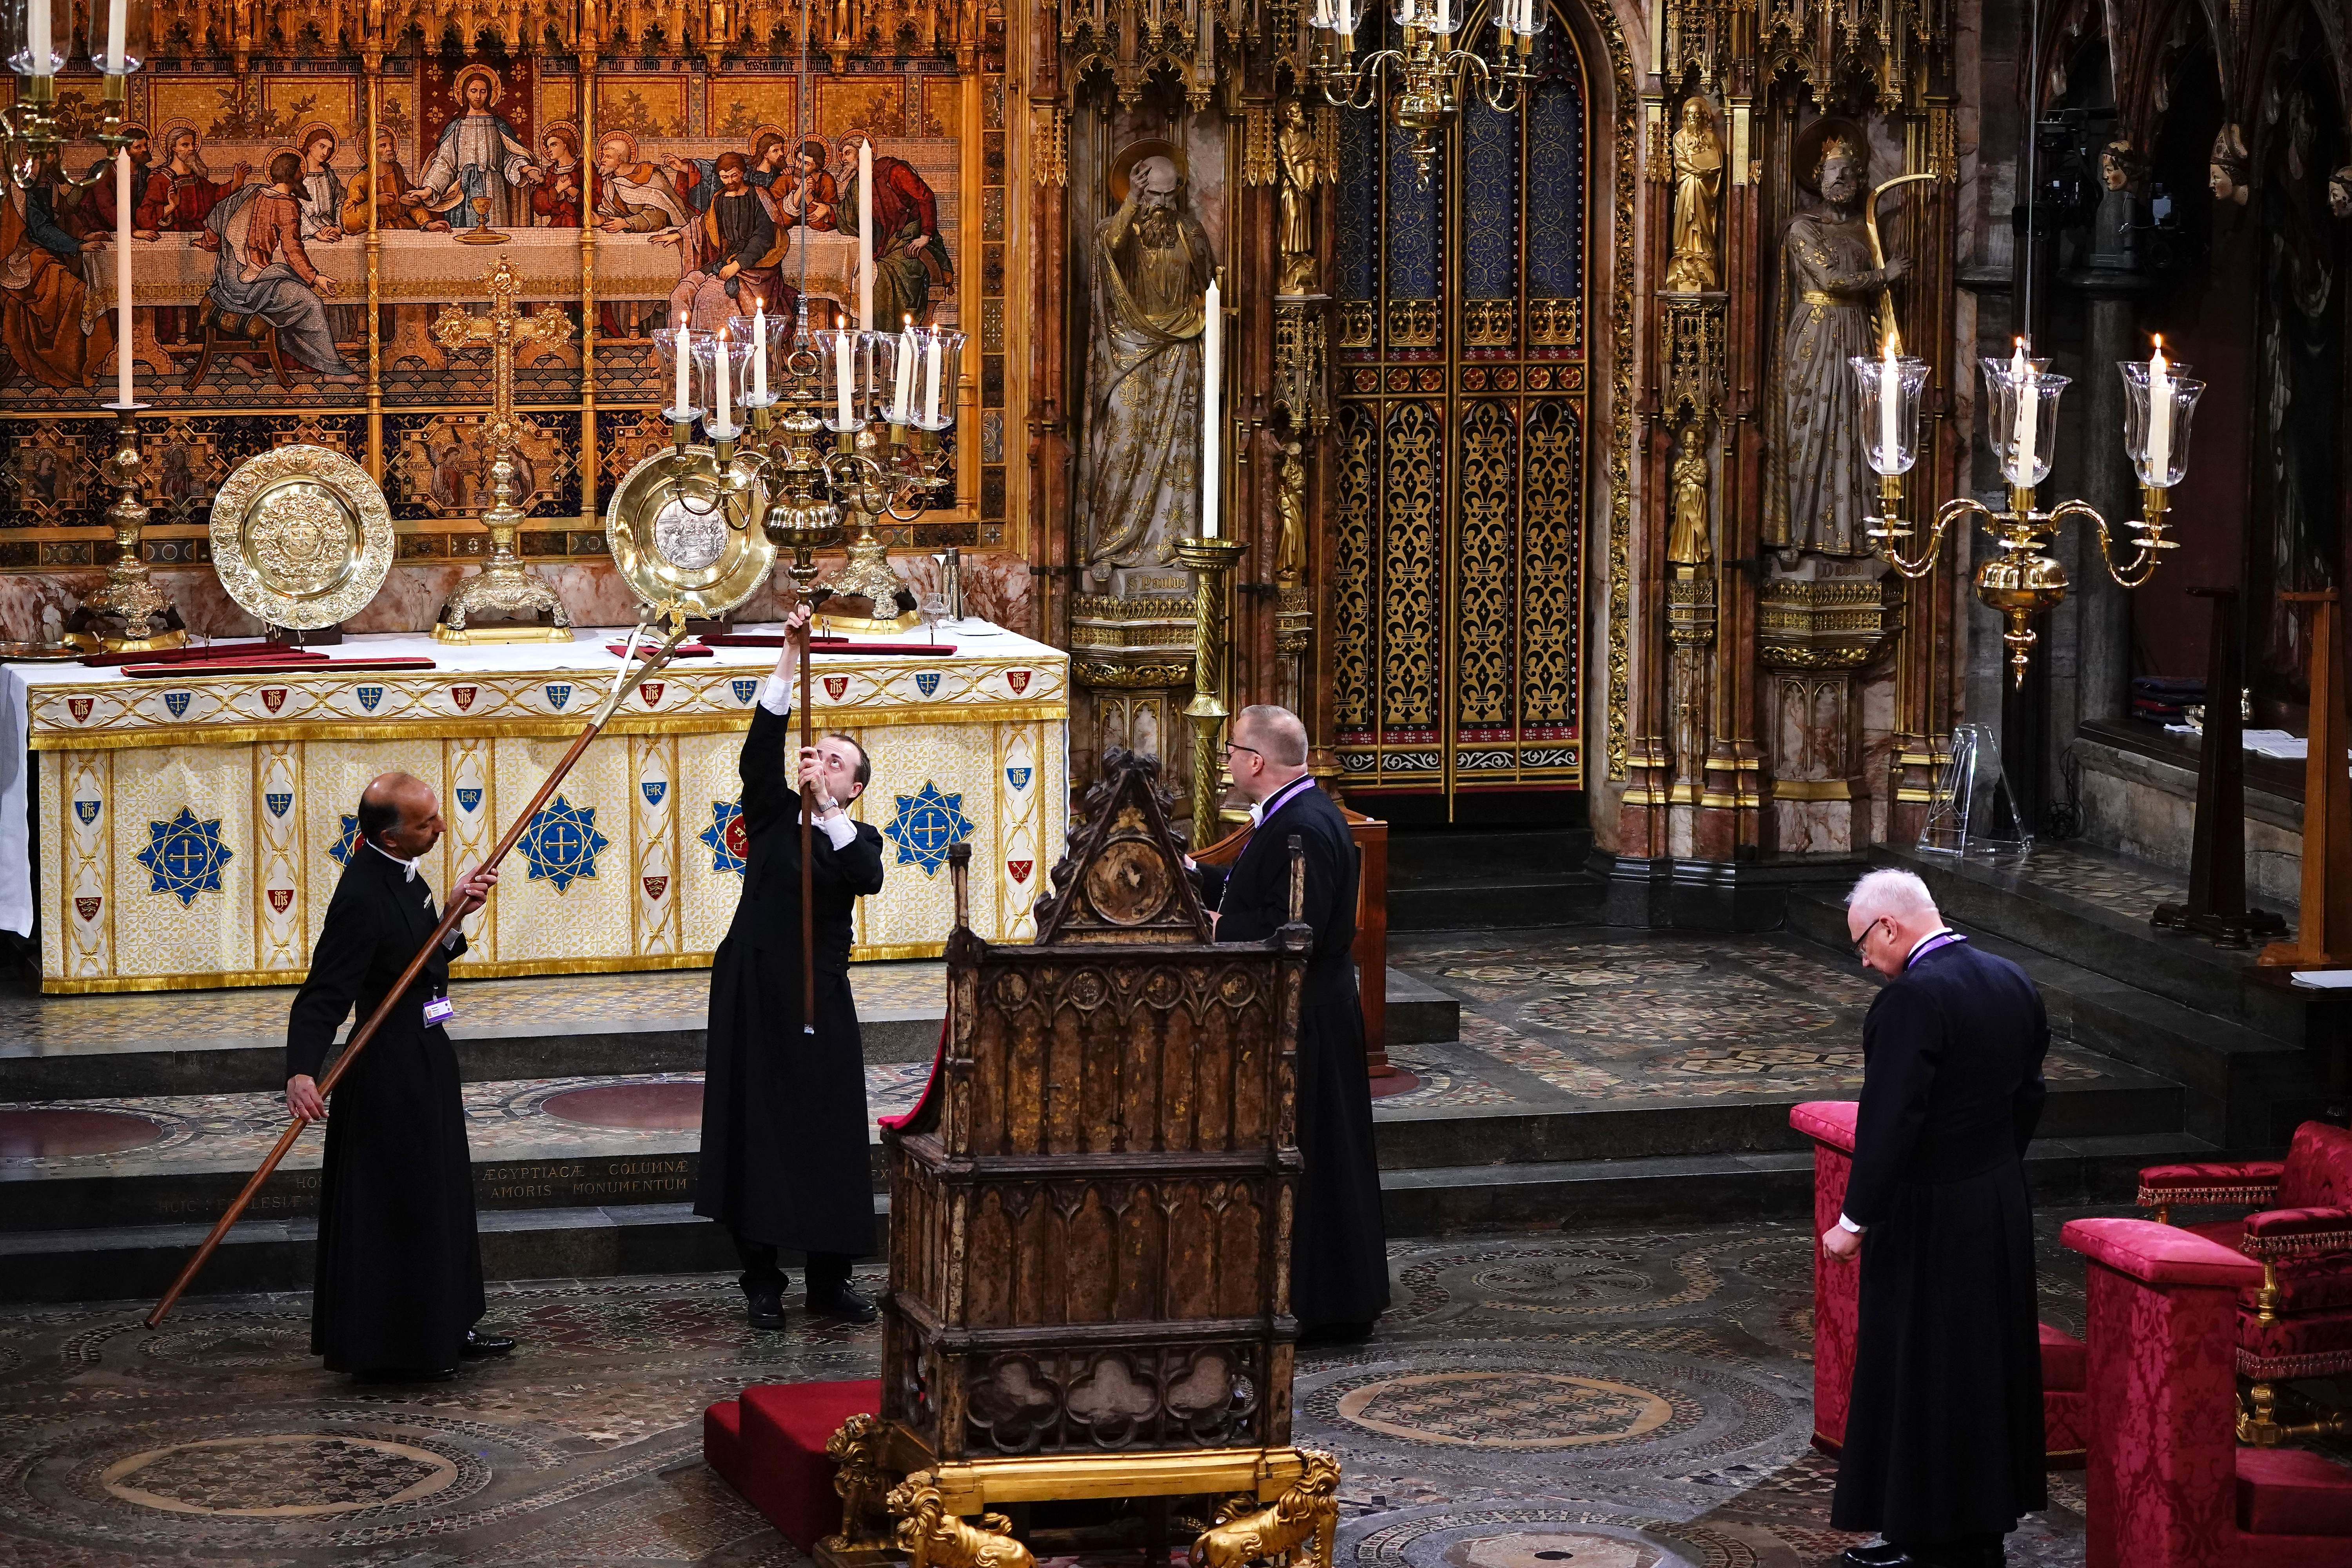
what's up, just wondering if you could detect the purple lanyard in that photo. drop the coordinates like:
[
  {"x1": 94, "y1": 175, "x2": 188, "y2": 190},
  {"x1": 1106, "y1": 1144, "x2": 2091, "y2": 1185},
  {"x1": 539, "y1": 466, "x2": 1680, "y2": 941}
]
[
  {"x1": 1254, "y1": 775, "x2": 1316, "y2": 828},
  {"x1": 1906, "y1": 929, "x2": 1967, "y2": 969}
]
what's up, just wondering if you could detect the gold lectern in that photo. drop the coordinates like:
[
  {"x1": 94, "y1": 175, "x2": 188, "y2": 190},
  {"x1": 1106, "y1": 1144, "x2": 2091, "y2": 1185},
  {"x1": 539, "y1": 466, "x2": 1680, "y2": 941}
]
[{"x1": 824, "y1": 751, "x2": 1338, "y2": 1568}]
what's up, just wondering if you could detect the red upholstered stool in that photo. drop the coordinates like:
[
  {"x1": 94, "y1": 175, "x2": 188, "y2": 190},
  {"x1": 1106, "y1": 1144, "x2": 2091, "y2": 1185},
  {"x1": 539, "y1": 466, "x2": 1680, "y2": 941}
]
[
  {"x1": 703, "y1": 1377, "x2": 882, "y2": 1549},
  {"x1": 1793, "y1": 1100, "x2": 2087, "y2": 1466},
  {"x1": 2062, "y1": 1216, "x2": 2352, "y2": 1568}
]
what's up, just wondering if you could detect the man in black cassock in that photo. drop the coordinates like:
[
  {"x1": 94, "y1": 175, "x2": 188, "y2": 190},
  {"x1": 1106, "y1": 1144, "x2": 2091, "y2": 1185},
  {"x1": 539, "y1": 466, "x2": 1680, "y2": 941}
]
[
  {"x1": 286, "y1": 772, "x2": 508, "y2": 1380},
  {"x1": 1195, "y1": 704, "x2": 1389, "y2": 1340},
  {"x1": 697, "y1": 604, "x2": 887, "y2": 1330},
  {"x1": 1828, "y1": 868, "x2": 2048, "y2": 1568}
]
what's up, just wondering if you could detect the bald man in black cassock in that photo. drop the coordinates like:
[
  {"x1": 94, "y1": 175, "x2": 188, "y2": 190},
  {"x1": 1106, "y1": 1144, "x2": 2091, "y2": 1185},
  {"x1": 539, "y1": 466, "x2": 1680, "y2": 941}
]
[
  {"x1": 1196, "y1": 704, "x2": 1389, "y2": 1340},
  {"x1": 285, "y1": 772, "x2": 508, "y2": 1380}
]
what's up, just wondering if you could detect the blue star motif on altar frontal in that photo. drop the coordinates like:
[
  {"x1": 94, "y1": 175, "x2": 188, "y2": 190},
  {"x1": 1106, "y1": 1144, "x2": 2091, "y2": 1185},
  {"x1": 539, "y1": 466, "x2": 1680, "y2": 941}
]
[
  {"x1": 136, "y1": 808, "x2": 234, "y2": 907},
  {"x1": 519, "y1": 794, "x2": 609, "y2": 894},
  {"x1": 883, "y1": 781, "x2": 974, "y2": 877},
  {"x1": 329, "y1": 813, "x2": 361, "y2": 866},
  {"x1": 701, "y1": 800, "x2": 748, "y2": 875}
]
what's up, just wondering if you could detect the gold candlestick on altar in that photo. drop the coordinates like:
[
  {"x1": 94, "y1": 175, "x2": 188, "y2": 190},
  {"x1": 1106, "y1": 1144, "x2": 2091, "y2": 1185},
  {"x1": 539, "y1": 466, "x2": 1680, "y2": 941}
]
[
  {"x1": 430, "y1": 260, "x2": 576, "y2": 643},
  {"x1": 1172, "y1": 534, "x2": 1249, "y2": 848},
  {"x1": 68, "y1": 407, "x2": 186, "y2": 653}
]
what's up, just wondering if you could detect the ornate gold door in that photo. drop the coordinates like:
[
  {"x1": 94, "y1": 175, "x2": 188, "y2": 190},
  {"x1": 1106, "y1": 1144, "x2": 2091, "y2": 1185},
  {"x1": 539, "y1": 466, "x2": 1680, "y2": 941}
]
[{"x1": 1329, "y1": 20, "x2": 1592, "y2": 811}]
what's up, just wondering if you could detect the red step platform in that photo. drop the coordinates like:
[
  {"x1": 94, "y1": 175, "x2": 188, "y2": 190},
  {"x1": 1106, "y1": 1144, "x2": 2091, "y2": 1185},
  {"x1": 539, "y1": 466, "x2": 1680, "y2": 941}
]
[
  {"x1": 704, "y1": 1377, "x2": 882, "y2": 1549},
  {"x1": 1791, "y1": 1101, "x2": 2088, "y2": 1465}
]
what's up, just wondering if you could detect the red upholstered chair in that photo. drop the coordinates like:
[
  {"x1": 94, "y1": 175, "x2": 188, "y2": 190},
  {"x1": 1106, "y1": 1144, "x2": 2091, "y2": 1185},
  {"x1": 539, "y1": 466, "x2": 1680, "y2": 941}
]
[
  {"x1": 1790, "y1": 1101, "x2": 2087, "y2": 1465},
  {"x1": 2061, "y1": 1216, "x2": 2352, "y2": 1568},
  {"x1": 2136, "y1": 1120, "x2": 2352, "y2": 1444}
]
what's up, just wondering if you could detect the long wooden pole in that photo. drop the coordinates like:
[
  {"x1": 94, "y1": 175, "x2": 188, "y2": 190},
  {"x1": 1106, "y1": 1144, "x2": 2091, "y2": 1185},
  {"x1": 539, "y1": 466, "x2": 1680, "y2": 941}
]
[
  {"x1": 145, "y1": 621, "x2": 693, "y2": 1328},
  {"x1": 798, "y1": 599, "x2": 818, "y2": 1034}
]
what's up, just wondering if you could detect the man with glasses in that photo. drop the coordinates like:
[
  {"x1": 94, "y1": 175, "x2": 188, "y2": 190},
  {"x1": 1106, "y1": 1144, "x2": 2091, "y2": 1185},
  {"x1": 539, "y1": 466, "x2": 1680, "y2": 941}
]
[
  {"x1": 1193, "y1": 705, "x2": 1388, "y2": 1341},
  {"x1": 1828, "y1": 869, "x2": 2048, "y2": 1568}
]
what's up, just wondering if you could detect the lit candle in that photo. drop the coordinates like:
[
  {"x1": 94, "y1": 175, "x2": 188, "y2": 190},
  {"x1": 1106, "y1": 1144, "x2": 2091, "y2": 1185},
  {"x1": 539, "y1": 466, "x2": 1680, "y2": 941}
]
[
  {"x1": 1201, "y1": 274, "x2": 1221, "y2": 538},
  {"x1": 673, "y1": 329, "x2": 690, "y2": 415},
  {"x1": 834, "y1": 316, "x2": 854, "y2": 428},
  {"x1": 2008, "y1": 336, "x2": 2037, "y2": 488},
  {"x1": 750, "y1": 294, "x2": 768, "y2": 402},
  {"x1": 892, "y1": 315, "x2": 916, "y2": 424},
  {"x1": 1436, "y1": 0, "x2": 1449, "y2": 27},
  {"x1": 714, "y1": 327, "x2": 731, "y2": 430},
  {"x1": 857, "y1": 139, "x2": 874, "y2": 332},
  {"x1": 1877, "y1": 336, "x2": 1899, "y2": 468},
  {"x1": 922, "y1": 329, "x2": 942, "y2": 426},
  {"x1": 1398, "y1": 0, "x2": 1414, "y2": 23},
  {"x1": 103, "y1": 0, "x2": 125, "y2": 70},
  {"x1": 25, "y1": 0, "x2": 51, "y2": 72},
  {"x1": 2146, "y1": 333, "x2": 2172, "y2": 481},
  {"x1": 114, "y1": 147, "x2": 132, "y2": 408}
]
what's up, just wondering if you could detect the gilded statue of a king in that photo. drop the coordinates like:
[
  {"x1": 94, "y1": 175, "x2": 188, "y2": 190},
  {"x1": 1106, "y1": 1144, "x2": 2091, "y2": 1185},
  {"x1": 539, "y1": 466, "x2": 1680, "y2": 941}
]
[
  {"x1": 1764, "y1": 132, "x2": 1909, "y2": 557},
  {"x1": 1080, "y1": 154, "x2": 1218, "y2": 589}
]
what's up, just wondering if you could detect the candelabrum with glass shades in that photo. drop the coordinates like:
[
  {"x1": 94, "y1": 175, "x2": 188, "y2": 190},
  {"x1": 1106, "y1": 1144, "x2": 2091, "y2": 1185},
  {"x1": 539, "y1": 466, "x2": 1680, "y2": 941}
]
[
  {"x1": 1856, "y1": 334, "x2": 2203, "y2": 687},
  {"x1": 1308, "y1": 0, "x2": 1544, "y2": 187}
]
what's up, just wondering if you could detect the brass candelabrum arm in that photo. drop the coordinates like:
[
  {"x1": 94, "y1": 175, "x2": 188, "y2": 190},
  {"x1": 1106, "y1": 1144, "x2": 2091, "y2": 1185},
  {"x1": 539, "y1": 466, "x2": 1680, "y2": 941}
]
[
  {"x1": 2052, "y1": 495, "x2": 2172, "y2": 590},
  {"x1": 1317, "y1": 48, "x2": 1399, "y2": 111},
  {"x1": 1869, "y1": 492, "x2": 1983, "y2": 580}
]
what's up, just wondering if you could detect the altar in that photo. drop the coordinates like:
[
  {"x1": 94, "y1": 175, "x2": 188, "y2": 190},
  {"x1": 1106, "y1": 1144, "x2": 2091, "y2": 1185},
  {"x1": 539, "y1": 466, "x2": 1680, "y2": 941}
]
[{"x1": 2, "y1": 626, "x2": 1066, "y2": 993}]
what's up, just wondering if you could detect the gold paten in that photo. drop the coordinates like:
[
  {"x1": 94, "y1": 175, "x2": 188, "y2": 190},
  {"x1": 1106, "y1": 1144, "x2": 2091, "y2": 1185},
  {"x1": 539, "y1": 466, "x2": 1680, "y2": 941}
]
[
  {"x1": 209, "y1": 445, "x2": 395, "y2": 632},
  {"x1": 605, "y1": 443, "x2": 775, "y2": 622},
  {"x1": 1193, "y1": 1450, "x2": 1343, "y2": 1568}
]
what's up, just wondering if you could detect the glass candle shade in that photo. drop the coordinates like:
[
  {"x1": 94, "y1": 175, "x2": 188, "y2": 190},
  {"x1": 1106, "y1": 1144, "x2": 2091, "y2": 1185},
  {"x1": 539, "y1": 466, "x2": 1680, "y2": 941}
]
[
  {"x1": 814, "y1": 325, "x2": 886, "y2": 433},
  {"x1": 909, "y1": 327, "x2": 964, "y2": 433},
  {"x1": 654, "y1": 327, "x2": 705, "y2": 421},
  {"x1": 86, "y1": 0, "x2": 147, "y2": 73},
  {"x1": 1849, "y1": 353, "x2": 1931, "y2": 477},
  {"x1": 1978, "y1": 355, "x2": 2068, "y2": 490},
  {"x1": 2118, "y1": 359, "x2": 2204, "y2": 489},
  {"x1": 693, "y1": 330, "x2": 756, "y2": 436},
  {"x1": 726, "y1": 311, "x2": 789, "y2": 407},
  {"x1": 1394, "y1": 0, "x2": 1459, "y2": 34},
  {"x1": 6, "y1": 0, "x2": 71, "y2": 77}
]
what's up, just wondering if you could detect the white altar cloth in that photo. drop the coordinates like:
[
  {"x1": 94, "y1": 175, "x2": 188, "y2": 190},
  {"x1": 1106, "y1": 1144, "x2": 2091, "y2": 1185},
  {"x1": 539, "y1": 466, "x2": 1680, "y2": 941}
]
[{"x1": 2, "y1": 623, "x2": 1066, "y2": 992}]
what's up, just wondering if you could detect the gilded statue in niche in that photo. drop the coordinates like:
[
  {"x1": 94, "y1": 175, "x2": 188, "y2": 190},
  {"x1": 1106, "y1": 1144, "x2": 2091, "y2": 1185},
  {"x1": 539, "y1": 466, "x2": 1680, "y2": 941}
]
[
  {"x1": 1276, "y1": 440, "x2": 1308, "y2": 584},
  {"x1": 1276, "y1": 101, "x2": 1328, "y2": 297},
  {"x1": 1080, "y1": 147, "x2": 1217, "y2": 592},
  {"x1": 1664, "y1": 98, "x2": 1722, "y2": 293},
  {"x1": 1763, "y1": 122, "x2": 1909, "y2": 560},
  {"x1": 1666, "y1": 425, "x2": 1711, "y2": 566}
]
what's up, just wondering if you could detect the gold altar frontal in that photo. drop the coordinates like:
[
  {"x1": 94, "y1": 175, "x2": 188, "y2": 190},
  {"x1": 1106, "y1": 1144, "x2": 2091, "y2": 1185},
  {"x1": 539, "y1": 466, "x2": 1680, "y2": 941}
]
[{"x1": 15, "y1": 628, "x2": 1066, "y2": 993}]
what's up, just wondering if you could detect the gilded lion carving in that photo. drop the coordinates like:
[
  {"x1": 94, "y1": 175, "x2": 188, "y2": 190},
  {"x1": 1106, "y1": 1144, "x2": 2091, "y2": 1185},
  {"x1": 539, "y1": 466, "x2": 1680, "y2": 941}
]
[
  {"x1": 886, "y1": 1472, "x2": 1037, "y2": 1568},
  {"x1": 1189, "y1": 1450, "x2": 1342, "y2": 1568}
]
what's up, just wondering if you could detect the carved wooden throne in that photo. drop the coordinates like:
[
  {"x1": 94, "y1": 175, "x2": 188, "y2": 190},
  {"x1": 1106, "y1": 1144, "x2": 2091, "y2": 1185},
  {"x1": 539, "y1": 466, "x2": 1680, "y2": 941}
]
[{"x1": 827, "y1": 751, "x2": 1338, "y2": 1568}]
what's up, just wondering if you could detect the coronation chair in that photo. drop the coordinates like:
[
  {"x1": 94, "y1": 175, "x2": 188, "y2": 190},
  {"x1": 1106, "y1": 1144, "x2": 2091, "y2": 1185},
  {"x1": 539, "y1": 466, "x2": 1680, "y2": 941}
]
[{"x1": 2136, "y1": 1119, "x2": 2352, "y2": 1445}]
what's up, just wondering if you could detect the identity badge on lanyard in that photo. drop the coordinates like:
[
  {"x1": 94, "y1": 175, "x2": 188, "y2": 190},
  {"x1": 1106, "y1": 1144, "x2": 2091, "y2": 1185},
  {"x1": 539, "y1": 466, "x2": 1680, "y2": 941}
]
[{"x1": 423, "y1": 995, "x2": 455, "y2": 1027}]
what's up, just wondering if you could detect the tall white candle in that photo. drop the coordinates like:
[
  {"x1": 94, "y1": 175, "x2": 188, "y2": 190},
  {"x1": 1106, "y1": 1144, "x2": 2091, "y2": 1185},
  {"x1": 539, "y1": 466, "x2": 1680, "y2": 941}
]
[
  {"x1": 1877, "y1": 338, "x2": 1899, "y2": 468},
  {"x1": 25, "y1": 0, "x2": 51, "y2": 71},
  {"x1": 103, "y1": 0, "x2": 125, "y2": 70},
  {"x1": 750, "y1": 295, "x2": 768, "y2": 401},
  {"x1": 922, "y1": 330, "x2": 942, "y2": 426},
  {"x1": 835, "y1": 318, "x2": 854, "y2": 428},
  {"x1": 673, "y1": 330, "x2": 690, "y2": 414},
  {"x1": 2146, "y1": 334, "x2": 2172, "y2": 480},
  {"x1": 1436, "y1": 0, "x2": 1449, "y2": 29},
  {"x1": 1201, "y1": 276, "x2": 1221, "y2": 538},
  {"x1": 2008, "y1": 337, "x2": 2037, "y2": 488},
  {"x1": 714, "y1": 328, "x2": 731, "y2": 430},
  {"x1": 114, "y1": 148, "x2": 132, "y2": 408},
  {"x1": 892, "y1": 316, "x2": 916, "y2": 423},
  {"x1": 857, "y1": 140, "x2": 874, "y2": 331}
]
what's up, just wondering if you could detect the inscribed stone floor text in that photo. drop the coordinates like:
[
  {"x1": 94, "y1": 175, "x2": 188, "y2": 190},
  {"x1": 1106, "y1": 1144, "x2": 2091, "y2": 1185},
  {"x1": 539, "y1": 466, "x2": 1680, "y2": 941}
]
[{"x1": 0, "y1": 1218, "x2": 2109, "y2": 1568}]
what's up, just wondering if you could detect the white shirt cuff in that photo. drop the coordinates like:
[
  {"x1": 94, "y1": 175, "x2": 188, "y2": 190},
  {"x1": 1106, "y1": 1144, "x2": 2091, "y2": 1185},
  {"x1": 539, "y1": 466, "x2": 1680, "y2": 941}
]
[
  {"x1": 443, "y1": 927, "x2": 463, "y2": 951},
  {"x1": 759, "y1": 673, "x2": 793, "y2": 715},
  {"x1": 815, "y1": 809, "x2": 857, "y2": 851},
  {"x1": 1836, "y1": 1214, "x2": 1864, "y2": 1234}
]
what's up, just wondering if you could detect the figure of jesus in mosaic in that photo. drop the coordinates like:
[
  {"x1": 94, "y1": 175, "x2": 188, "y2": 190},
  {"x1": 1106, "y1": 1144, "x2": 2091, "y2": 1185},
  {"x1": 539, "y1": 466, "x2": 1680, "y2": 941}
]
[{"x1": 406, "y1": 66, "x2": 542, "y2": 233}]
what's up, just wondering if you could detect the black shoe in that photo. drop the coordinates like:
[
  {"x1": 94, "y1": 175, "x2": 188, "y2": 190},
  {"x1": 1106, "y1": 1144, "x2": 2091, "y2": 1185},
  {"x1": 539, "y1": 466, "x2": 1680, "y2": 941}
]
[
  {"x1": 806, "y1": 1283, "x2": 878, "y2": 1324},
  {"x1": 461, "y1": 1329, "x2": 515, "y2": 1357},
  {"x1": 744, "y1": 1283, "x2": 787, "y2": 1331},
  {"x1": 1840, "y1": 1545, "x2": 1912, "y2": 1568},
  {"x1": 354, "y1": 1365, "x2": 458, "y2": 1384}
]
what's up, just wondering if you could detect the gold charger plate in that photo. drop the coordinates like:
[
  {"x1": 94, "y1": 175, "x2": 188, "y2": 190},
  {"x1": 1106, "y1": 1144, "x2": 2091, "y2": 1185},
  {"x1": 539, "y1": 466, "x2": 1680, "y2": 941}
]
[
  {"x1": 605, "y1": 448, "x2": 777, "y2": 620},
  {"x1": 209, "y1": 445, "x2": 395, "y2": 631}
]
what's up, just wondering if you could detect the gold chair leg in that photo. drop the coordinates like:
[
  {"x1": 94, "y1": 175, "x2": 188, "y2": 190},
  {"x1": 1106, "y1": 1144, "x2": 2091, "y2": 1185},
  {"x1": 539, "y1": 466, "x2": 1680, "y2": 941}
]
[
  {"x1": 2256, "y1": 1263, "x2": 2282, "y2": 1325},
  {"x1": 2239, "y1": 1381, "x2": 2285, "y2": 1447},
  {"x1": 2154, "y1": 1203, "x2": 2171, "y2": 1226}
]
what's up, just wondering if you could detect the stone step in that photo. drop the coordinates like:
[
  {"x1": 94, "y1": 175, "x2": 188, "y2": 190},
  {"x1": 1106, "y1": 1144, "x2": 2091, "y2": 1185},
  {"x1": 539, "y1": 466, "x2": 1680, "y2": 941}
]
[
  {"x1": 0, "y1": 964, "x2": 1461, "y2": 1102},
  {"x1": 1786, "y1": 889, "x2": 2326, "y2": 1152},
  {"x1": 1387, "y1": 875, "x2": 1610, "y2": 932},
  {"x1": 0, "y1": 1127, "x2": 2216, "y2": 1307}
]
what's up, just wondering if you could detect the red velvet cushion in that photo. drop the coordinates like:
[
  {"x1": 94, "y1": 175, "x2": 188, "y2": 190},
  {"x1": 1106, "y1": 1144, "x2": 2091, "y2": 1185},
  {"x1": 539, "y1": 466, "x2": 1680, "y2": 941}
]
[
  {"x1": 2280, "y1": 1123, "x2": 2352, "y2": 1211},
  {"x1": 1791, "y1": 1100, "x2": 1859, "y2": 1152},
  {"x1": 2185, "y1": 1219, "x2": 2245, "y2": 1250},
  {"x1": 734, "y1": 1378, "x2": 884, "y2": 1550},
  {"x1": 2136, "y1": 1161, "x2": 2285, "y2": 1207},
  {"x1": 2038, "y1": 1322, "x2": 2086, "y2": 1391},
  {"x1": 2237, "y1": 1446, "x2": 2352, "y2": 1537},
  {"x1": 2061, "y1": 1216, "x2": 2266, "y2": 1288},
  {"x1": 2234, "y1": 1303, "x2": 2352, "y2": 1380},
  {"x1": 2243, "y1": 1206, "x2": 2352, "y2": 1258},
  {"x1": 704, "y1": 1399, "x2": 744, "y2": 1489}
]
